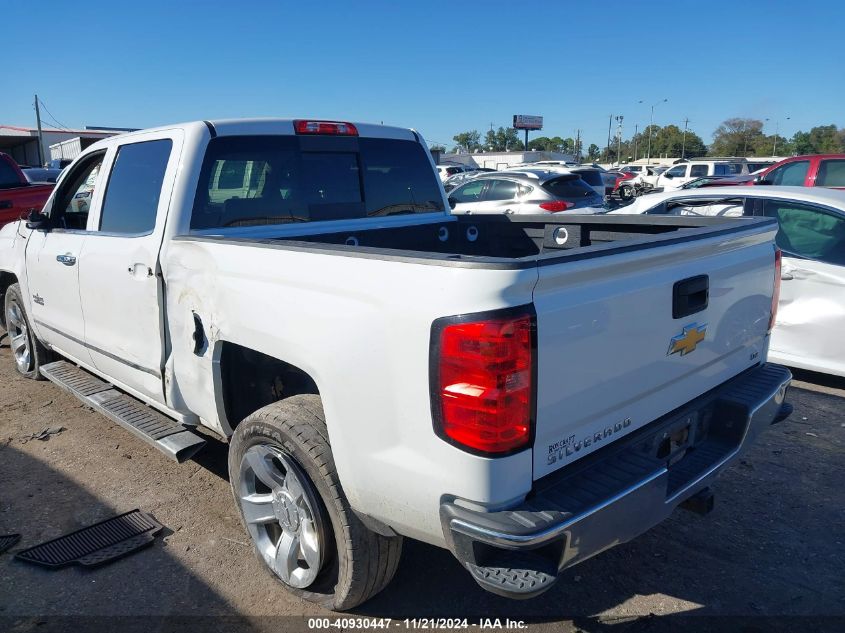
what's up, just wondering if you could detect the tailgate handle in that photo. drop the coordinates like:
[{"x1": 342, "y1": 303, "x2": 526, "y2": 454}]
[{"x1": 673, "y1": 275, "x2": 709, "y2": 319}]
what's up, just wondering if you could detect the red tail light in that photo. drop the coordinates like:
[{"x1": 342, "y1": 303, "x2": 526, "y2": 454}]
[
  {"x1": 769, "y1": 248, "x2": 782, "y2": 332},
  {"x1": 539, "y1": 200, "x2": 574, "y2": 212},
  {"x1": 432, "y1": 308, "x2": 535, "y2": 455},
  {"x1": 294, "y1": 120, "x2": 358, "y2": 136}
]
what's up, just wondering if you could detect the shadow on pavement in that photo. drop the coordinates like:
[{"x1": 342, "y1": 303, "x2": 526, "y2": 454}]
[{"x1": 0, "y1": 444, "x2": 252, "y2": 632}]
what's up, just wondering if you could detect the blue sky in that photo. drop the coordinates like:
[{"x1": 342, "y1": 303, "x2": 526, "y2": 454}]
[{"x1": 3, "y1": 0, "x2": 843, "y2": 149}]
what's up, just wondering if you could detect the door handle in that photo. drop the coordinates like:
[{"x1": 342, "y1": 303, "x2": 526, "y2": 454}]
[
  {"x1": 56, "y1": 253, "x2": 77, "y2": 266},
  {"x1": 781, "y1": 271, "x2": 794, "y2": 281}
]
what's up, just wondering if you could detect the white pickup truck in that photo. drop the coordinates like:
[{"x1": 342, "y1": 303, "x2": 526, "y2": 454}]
[{"x1": 0, "y1": 119, "x2": 792, "y2": 609}]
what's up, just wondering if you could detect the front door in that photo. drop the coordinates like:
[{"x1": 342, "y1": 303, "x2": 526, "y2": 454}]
[
  {"x1": 77, "y1": 132, "x2": 181, "y2": 402},
  {"x1": 24, "y1": 152, "x2": 107, "y2": 365},
  {"x1": 762, "y1": 197, "x2": 845, "y2": 376}
]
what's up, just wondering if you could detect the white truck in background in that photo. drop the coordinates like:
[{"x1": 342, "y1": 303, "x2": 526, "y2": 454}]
[{"x1": 0, "y1": 118, "x2": 791, "y2": 609}]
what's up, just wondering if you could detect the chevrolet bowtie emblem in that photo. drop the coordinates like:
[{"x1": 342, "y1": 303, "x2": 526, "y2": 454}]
[{"x1": 668, "y1": 323, "x2": 707, "y2": 356}]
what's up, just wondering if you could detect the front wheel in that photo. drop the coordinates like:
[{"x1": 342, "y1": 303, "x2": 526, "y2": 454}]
[
  {"x1": 4, "y1": 283, "x2": 51, "y2": 380},
  {"x1": 618, "y1": 185, "x2": 635, "y2": 201},
  {"x1": 228, "y1": 395, "x2": 403, "y2": 610}
]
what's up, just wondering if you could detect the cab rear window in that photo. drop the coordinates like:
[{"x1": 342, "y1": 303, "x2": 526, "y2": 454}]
[{"x1": 191, "y1": 136, "x2": 443, "y2": 229}]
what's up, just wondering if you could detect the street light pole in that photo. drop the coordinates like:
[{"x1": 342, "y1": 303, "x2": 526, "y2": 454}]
[
  {"x1": 681, "y1": 117, "x2": 690, "y2": 159},
  {"x1": 772, "y1": 116, "x2": 790, "y2": 157},
  {"x1": 642, "y1": 98, "x2": 667, "y2": 165},
  {"x1": 606, "y1": 114, "x2": 613, "y2": 164}
]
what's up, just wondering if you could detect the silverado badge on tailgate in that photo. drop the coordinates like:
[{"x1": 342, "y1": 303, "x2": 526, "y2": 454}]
[{"x1": 667, "y1": 323, "x2": 707, "y2": 357}]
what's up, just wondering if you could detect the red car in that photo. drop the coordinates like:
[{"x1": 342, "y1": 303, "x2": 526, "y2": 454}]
[
  {"x1": 755, "y1": 154, "x2": 845, "y2": 189},
  {"x1": 0, "y1": 152, "x2": 55, "y2": 226}
]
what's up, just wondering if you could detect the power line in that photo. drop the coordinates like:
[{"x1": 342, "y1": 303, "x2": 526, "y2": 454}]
[{"x1": 37, "y1": 98, "x2": 72, "y2": 132}]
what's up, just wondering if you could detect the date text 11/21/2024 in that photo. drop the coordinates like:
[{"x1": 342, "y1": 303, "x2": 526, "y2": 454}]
[{"x1": 307, "y1": 618, "x2": 528, "y2": 629}]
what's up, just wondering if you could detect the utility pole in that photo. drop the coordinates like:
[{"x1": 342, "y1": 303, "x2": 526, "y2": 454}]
[
  {"x1": 34, "y1": 94, "x2": 44, "y2": 167},
  {"x1": 606, "y1": 114, "x2": 613, "y2": 164},
  {"x1": 615, "y1": 115, "x2": 624, "y2": 166},
  {"x1": 681, "y1": 117, "x2": 690, "y2": 159}
]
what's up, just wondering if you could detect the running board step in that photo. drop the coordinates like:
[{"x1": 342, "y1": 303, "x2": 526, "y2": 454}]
[{"x1": 40, "y1": 360, "x2": 206, "y2": 463}]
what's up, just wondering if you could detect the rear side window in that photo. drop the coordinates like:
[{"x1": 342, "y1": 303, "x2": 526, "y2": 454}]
[
  {"x1": 542, "y1": 177, "x2": 594, "y2": 199},
  {"x1": 690, "y1": 165, "x2": 708, "y2": 177},
  {"x1": 99, "y1": 139, "x2": 172, "y2": 234},
  {"x1": 764, "y1": 200, "x2": 845, "y2": 265},
  {"x1": 484, "y1": 180, "x2": 520, "y2": 201},
  {"x1": 816, "y1": 160, "x2": 845, "y2": 187},
  {"x1": 768, "y1": 161, "x2": 809, "y2": 186},
  {"x1": 191, "y1": 136, "x2": 443, "y2": 229}
]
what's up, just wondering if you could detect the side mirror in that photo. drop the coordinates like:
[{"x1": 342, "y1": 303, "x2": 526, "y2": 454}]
[
  {"x1": 448, "y1": 197, "x2": 457, "y2": 210},
  {"x1": 664, "y1": 173, "x2": 674, "y2": 179},
  {"x1": 754, "y1": 175, "x2": 772, "y2": 185},
  {"x1": 25, "y1": 210, "x2": 50, "y2": 230}
]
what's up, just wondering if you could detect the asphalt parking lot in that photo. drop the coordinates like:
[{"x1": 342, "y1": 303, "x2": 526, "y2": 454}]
[{"x1": 1, "y1": 343, "x2": 843, "y2": 633}]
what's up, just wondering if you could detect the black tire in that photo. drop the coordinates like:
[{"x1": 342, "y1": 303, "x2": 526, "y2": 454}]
[
  {"x1": 228, "y1": 394, "x2": 403, "y2": 611},
  {"x1": 618, "y1": 185, "x2": 635, "y2": 201},
  {"x1": 4, "y1": 283, "x2": 52, "y2": 380}
]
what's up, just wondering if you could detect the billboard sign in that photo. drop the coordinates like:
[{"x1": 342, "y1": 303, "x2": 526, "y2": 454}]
[{"x1": 513, "y1": 115, "x2": 543, "y2": 130}]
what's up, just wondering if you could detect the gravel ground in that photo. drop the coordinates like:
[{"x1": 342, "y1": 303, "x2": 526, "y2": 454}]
[{"x1": 0, "y1": 342, "x2": 843, "y2": 632}]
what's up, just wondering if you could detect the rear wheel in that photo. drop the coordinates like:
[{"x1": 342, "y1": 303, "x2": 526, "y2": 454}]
[
  {"x1": 618, "y1": 184, "x2": 635, "y2": 201},
  {"x1": 4, "y1": 283, "x2": 51, "y2": 380},
  {"x1": 229, "y1": 395, "x2": 403, "y2": 610}
]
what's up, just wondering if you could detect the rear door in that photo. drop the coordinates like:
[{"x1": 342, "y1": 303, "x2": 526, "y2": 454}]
[
  {"x1": 761, "y1": 197, "x2": 845, "y2": 376},
  {"x1": 77, "y1": 131, "x2": 181, "y2": 402},
  {"x1": 471, "y1": 179, "x2": 524, "y2": 215},
  {"x1": 532, "y1": 221, "x2": 778, "y2": 478},
  {"x1": 813, "y1": 158, "x2": 845, "y2": 190}
]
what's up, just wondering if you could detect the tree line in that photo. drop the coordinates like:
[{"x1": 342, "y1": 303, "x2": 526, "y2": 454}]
[{"x1": 442, "y1": 118, "x2": 845, "y2": 162}]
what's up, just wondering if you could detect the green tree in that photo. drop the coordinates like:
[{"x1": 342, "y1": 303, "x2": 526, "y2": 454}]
[
  {"x1": 452, "y1": 130, "x2": 481, "y2": 153},
  {"x1": 710, "y1": 118, "x2": 765, "y2": 156},
  {"x1": 791, "y1": 131, "x2": 814, "y2": 155},
  {"x1": 429, "y1": 144, "x2": 446, "y2": 152},
  {"x1": 808, "y1": 124, "x2": 844, "y2": 153},
  {"x1": 587, "y1": 144, "x2": 600, "y2": 161},
  {"x1": 483, "y1": 127, "x2": 523, "y2": 151}
]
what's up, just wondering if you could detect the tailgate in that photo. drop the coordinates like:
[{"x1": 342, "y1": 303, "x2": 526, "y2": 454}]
[{"x1": 533, "y1": 220, "x2": 778, "y2": 479}]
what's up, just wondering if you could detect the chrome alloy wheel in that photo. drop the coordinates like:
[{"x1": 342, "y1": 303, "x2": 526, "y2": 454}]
[
  {"x1": 239, "y1": 444, "x2": 327, "y2": 588},
  {"x1": 6, "y1": 301, "x2": 30, "y2": 372}
]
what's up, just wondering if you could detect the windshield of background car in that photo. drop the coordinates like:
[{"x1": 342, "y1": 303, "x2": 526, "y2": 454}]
[
  {"x1": 191, "y1": 135, "x2": 444, "y2": 229},
  {"x1": 542, "y1": 176, "x2": 596, "y2": 198}
]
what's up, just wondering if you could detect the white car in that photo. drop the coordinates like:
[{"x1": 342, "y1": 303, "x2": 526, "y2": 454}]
[
  {"x1": 656, "y1": 160, "x2": 748, "y2": 191},
  {"x1": 611, "y1": 186, "x2": 845, "y2": 376},
  {"x1": 437, "y1": 164, "x2": 468, "y2": 182}
]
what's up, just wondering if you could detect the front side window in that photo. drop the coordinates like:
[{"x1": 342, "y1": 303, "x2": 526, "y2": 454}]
[
  {"x1": 665, "y1": 165, "x2": 687, "y2": 178},
  {"x1": 450, "y1": 180, "x2": 486, "y2": 203},
  {"x1": 99, "y1": 139, "x2": 172, "y2": 235},
  {"x1": 764, "y1": 200, "x2": 845, "y2": 265},
  {"x1": 690, "y1": 165, "x2": 708, "y2": 178},
  {"x1": 816, "y1": 160, "x2": 845, "y2": 187},
  {"x1": 49, "y1": 153, "x2": 105, "y2": 230},
  {"x1": 768, "y1": 161, "x2": 809, "y2": 186},
  {"x1": 484, "y1": 180, "x2": 520, "y2": 201}
]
